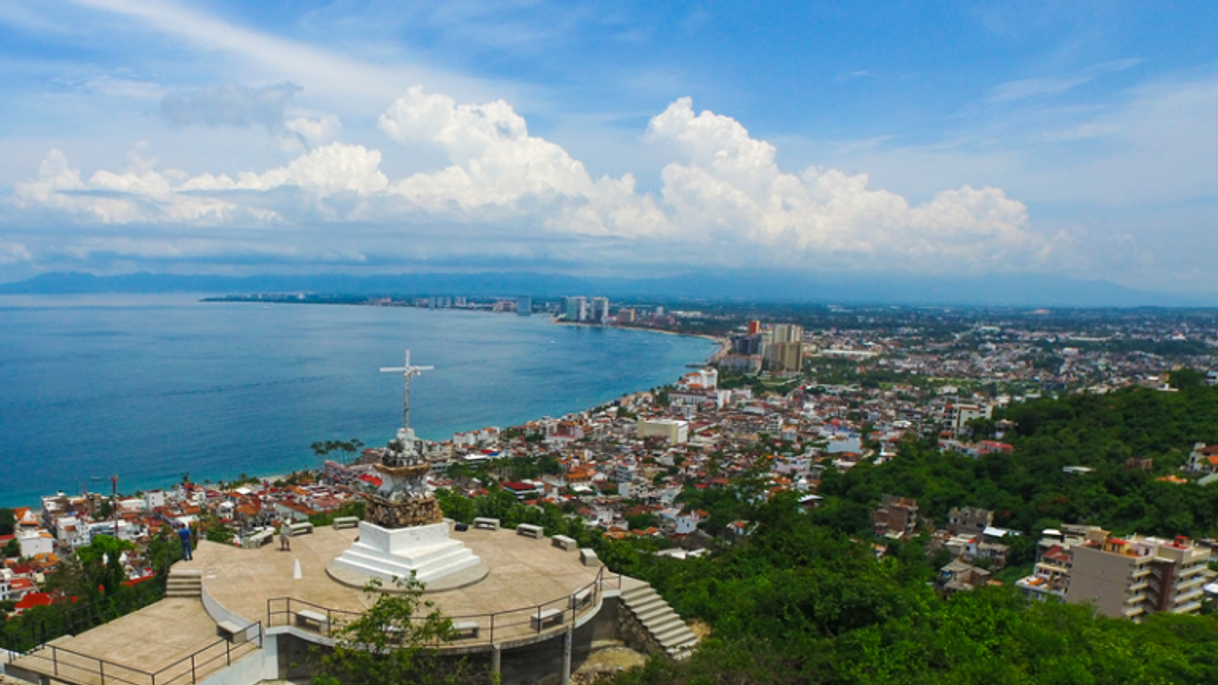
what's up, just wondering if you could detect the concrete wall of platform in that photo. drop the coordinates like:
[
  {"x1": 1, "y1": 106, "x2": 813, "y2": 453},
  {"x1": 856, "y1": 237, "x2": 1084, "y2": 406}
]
[
  {"x1": 497, "y1": 593, "x2": 622, "y2": 685},
  {"x1": 266, "y1": 591, "x2": 625, "y2": 684}
]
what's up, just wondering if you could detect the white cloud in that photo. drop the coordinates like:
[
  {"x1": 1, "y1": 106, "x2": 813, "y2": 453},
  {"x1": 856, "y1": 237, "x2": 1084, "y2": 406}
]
[
  {"x1": 7, "y1": 92, "x2": 1060, "y2": 274},
  {"x1": 988, "y1": 59, "x2": 1143, "y2": 105},
  {"x1": 378, "y1": 87, "x2": 667, "y2": 237},
  {"x1": 647, "y1": 98, "x2": 1047, "y2": 269},
  {"x1": 284, "y1": 114, "x2": 343, "y2": 148},
  {"x1": 0, "y1": 240, "x2": 31, "y2": 265}
]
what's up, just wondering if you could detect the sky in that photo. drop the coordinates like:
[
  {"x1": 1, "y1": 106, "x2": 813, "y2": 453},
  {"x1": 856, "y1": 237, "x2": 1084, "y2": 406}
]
[{"x1": 2, "y1": 1, "x2": 1218, "y2": 297}]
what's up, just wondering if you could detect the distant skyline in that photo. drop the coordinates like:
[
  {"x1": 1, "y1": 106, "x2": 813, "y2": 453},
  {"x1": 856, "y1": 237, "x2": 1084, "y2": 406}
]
[{"x1": 2, "y1": 2, "x2": 1217, "y2": 298}]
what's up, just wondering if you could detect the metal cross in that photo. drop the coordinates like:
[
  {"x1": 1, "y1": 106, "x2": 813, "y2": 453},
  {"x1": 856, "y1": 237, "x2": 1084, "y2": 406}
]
[{"x1": 380, "y1": 350, "x2": 434, "y2": 432}]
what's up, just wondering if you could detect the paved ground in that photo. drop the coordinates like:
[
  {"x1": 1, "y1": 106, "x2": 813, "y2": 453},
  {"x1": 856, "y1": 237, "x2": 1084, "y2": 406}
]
[
  {"x1": 183, "y1": 523, "x2": 608, "y2": 647},
  {"x1": 9, "y1": 598, "x2": 258, "y2": 685}
]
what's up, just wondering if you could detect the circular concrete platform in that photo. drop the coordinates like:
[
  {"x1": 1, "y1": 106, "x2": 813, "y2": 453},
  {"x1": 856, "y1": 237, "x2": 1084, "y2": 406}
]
[{"x1": 185, "y1": 521, "x2": 610, "y2": 649}]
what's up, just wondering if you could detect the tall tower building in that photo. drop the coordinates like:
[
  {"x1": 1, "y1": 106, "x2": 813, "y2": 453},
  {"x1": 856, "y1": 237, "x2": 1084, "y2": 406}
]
[
  {"x1": 562, "y1": 296, "x2": 587, "y2": 322},
  {"x1": 591, "y1": 297, "x2": 610, "y2": 323},
  {"x1": 772, "y1": 323, "x2": 803, "y2": 343},
  {"x1": 516, "y1": 296, "x2": 532, "y2": 316}
]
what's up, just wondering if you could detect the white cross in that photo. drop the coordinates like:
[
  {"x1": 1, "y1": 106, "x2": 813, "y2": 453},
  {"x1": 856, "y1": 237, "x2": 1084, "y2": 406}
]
[{"x1": 380, "y1": 350, "x2": 434, "y2": 432}]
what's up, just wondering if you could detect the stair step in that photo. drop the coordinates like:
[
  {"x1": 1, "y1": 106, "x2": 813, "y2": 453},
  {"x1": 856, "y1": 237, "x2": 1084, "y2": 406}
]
[
  {"x1": 652, "y1": 619, "x2": 692, "y2": 638},
  {"x1": 657, "y1": 628, "x2": 697, "y2": 648},
  {"x1": 634, "y1": 603, "x2": 672, "y2": 620},
  {"x1": 667, "y1": 637, "x2": 698, "y2": 652},
  {"x1": 622, "y1": 585, "x2": 654, "y2": 600},
  {"x1": 643, "y1": 616, "x2": 685, "y2": 634}
]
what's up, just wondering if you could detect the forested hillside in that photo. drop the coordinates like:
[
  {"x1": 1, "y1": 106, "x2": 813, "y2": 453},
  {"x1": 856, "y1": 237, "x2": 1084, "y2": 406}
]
[{"x1": 813, "y1": 372, "x2": 1218, "y2": 541}]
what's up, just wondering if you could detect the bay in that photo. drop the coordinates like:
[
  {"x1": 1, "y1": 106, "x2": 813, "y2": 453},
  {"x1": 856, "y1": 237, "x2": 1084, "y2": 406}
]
[{"x1": 0, "y1": 295, "x2": 715, "y2": 508}]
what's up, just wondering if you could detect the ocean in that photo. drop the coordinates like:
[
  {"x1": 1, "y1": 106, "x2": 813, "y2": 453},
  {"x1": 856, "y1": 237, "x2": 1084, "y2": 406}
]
[{"x1": 0, "y1": 295, "x2": 715, "y2": 508}]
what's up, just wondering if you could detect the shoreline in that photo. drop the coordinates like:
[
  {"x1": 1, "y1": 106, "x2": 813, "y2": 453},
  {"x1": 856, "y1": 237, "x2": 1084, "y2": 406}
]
[{"x1": 548, "y1": 318, "x2": 728, "y2": 363}]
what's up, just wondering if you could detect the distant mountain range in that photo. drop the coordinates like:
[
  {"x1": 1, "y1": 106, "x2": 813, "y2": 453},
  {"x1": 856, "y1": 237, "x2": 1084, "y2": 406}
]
[{"x1": 0, "y1": 270, "x2": 1208, "y2": 307}]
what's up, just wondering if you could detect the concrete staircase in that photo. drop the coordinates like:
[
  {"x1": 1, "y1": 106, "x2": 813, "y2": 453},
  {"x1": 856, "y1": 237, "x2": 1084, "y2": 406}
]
[
  {"x1": 165, "y1": 568, "x2": 203, "y2": 598},
  {"x1": 621, "y1": 582, "x2": 698, "y2": 660}
]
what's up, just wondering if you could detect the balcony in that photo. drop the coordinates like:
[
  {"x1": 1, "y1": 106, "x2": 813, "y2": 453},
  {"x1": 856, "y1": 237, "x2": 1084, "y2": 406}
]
[
  {"x1": 1174, "y1": 575, "x2": 1207, "y2": 592},
  {"x1": 1127, "y1": 579, "x2": 1149, "y2": 592},
  {"x1": 1171, "y1": 601, "x2": 1202, "y2": 615},
  {"x1": 1123, "y1": 605, "x2": 1146, "y2": 619},
  {"x1": 1174, "y1": 588, "x2": 1205, "y2": 605},
  {"x1": 1130, "y1": 566, "x2": 1152, "y2": 579}
]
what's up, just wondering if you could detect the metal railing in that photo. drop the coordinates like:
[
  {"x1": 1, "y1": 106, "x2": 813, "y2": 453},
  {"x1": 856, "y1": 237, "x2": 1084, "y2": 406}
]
[
  {"x1": 266, "y1": 567, "x2": 622, "y2": 649},
  {"x1": 9, "y1": 622, "x2": 263, "y2": 685}
]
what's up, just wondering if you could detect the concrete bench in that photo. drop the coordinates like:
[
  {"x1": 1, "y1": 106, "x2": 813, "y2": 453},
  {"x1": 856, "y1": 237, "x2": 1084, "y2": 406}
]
[
  {"x1": 473, "y1": 517, "x2": 499, "y2": 531},
  {"x1": 451, "y1": 620, "x2": 480, "y2": 639},
  {"x1": 244, "y1": 529, "x2": 273, "y2": 549},
  {"x1": 333, "y1": 516, "x2": 359, "y2": 530},
  {"x1": 216, "y1": 620, "x2": 249, "y2": 644},
  {"x1": 579, "y1": 548, "x2": 599, "y2": 567},
  {"x1": 517, "y1": 523, "x2": 544, "y2": 539},
  {"x1": 551, "y1": 535, "x2": 576, "y2": 551},
  {"x1": 295, "y1": 609, "x2": 329, "y2": 633},
  {"x1": 569, "y1": 587, "x2": 592, "y2": 610},
  {"x1": 529, "y1": 607, "x2": 564, "y2": 631},
  {"x1": 289, "y1": 521, "x2": 314, "y2": 536}
]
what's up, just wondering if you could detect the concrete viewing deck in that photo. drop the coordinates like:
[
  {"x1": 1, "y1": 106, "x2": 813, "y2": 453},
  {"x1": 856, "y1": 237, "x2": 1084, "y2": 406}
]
[
  {"x1": 183, "y1": 521, "x2": 610, "y2": 650},
  {"x1": 5, "y1": 523, "x2": 619, "y2": 685},
  {"x1": 9, "y1": 598, "x2": 260, "y2": 685}
]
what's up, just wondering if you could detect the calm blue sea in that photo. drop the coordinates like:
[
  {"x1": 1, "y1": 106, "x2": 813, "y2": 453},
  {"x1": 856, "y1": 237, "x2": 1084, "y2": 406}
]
[{"x1": 0, "y1": 295, "x2": 714, "y2": 508}]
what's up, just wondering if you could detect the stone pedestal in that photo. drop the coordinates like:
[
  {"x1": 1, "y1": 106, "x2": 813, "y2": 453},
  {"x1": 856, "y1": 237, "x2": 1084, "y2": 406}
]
[
  {"x1": 365, "y1": 493, "x2": 443, "y2": 528},
  {"x1": 328, "y1": 521, "x2": 486, "y2": 590}
]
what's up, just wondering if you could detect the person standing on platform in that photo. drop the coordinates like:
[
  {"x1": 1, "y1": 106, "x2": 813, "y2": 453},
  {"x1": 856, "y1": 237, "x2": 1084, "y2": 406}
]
[
  {"x1": 279, "y1": 519, "x2": 292, "y2": 552},
  {"x1": 177, "y1": 523, "x2": 193, "y2": 561}
]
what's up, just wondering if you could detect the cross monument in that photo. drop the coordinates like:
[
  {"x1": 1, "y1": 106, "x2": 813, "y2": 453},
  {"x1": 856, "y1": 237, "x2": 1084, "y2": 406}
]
[{"x1": 380, "y1": 350, "x2": 433, "y2": 433}]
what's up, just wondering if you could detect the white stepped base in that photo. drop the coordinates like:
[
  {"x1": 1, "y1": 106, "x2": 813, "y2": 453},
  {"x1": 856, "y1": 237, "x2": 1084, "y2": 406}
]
[{"x1": 330, "y1": 521, "x2": 483, "y2": 587}]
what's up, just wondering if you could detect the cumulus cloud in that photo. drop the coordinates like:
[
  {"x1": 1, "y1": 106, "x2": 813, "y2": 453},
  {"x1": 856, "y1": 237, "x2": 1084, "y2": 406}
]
[
  {"x1": 378, "y1": 87, "x2": 667, "y2": 236},
  {"x1": 647, "y1": 98, "x2": 1042, "y2": 268},
  {"x1": 9, "y1": 91, "x2": 1059, "y2": 274},
  {"x1": 160, "y1": 82, "x2": 302, "y2": 129}
]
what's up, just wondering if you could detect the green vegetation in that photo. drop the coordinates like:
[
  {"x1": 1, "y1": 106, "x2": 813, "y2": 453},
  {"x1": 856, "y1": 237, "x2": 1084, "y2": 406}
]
[
  {"x1": 814, "y1": 382, "x2": 1218, "y2": 539},
  {"x1": 311, "y1": 438, "x2": 365, "y2": 464},
  {"x1": 0, "y1": 508, "x2": 16, "y2": 536},
  {"x1": 607, "y1": 493, "x2": 1218, "y2": 685},
  {"x1": 1, "y1": 534, "x2": 170, "y2": 653},
  {"x1": 312, "y1": 577, "x2": 473, "y2": 685}
]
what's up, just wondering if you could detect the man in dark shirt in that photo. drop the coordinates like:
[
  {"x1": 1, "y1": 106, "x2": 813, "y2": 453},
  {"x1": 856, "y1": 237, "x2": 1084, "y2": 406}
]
[{"x1": 177, "y1": 524, "x2": 193, "y2": 561}]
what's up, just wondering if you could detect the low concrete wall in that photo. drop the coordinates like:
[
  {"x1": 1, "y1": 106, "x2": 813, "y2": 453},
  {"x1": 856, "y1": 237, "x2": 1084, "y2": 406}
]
[
  {"x1": 195, "y1": 647, "x2": 270, "y2": 685},
  {"x1": 201, "y1": 584, "x2": 259, "y2": 643}
]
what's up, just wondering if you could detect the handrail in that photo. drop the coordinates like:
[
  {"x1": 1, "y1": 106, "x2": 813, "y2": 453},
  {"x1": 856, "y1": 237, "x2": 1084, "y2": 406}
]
[
  {"x1": 11, "y1": 621, "x2": 263, "y2": 685},
  {"x1": 266, "y1": 566, "x2": 614, "y2": 648}
]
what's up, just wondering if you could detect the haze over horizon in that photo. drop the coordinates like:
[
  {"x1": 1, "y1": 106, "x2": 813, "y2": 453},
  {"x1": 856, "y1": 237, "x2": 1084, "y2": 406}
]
[{"x1": 2, "y1": 2, "x2": 1217, "y2": 299}]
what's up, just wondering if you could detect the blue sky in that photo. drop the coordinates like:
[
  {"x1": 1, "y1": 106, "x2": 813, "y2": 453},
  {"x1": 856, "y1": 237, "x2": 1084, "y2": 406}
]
[{"x1": 2, "y1": 1, "x2": 1217, "y2": 295}]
